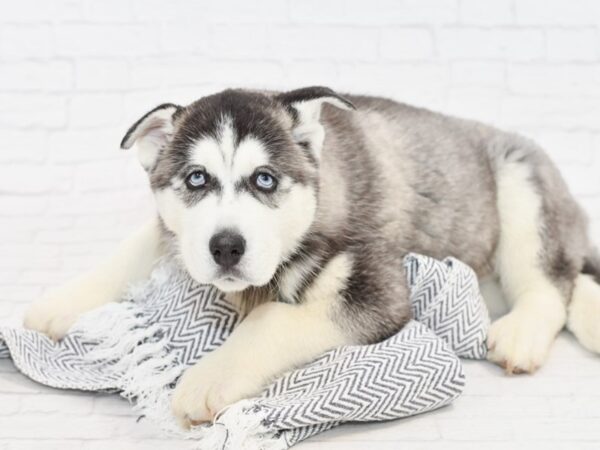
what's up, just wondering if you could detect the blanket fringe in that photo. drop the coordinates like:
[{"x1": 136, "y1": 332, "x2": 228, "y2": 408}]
[
  {"x1": 194, "y1": 400, "x2": 287, "y2": 450},
  {"x1": 71, "y1": 262, "x2": 195, "y2": 437},
  {"x1": 69, "y1": 262, "x2": 300, "y2": 447}
]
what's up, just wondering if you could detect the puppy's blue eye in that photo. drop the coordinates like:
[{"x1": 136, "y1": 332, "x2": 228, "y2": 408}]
[
  {"x1": 186, "y1": 171, "x2": 207, "y2": 189},
  {"x1": 255, "y1": 172, "x2": 276, "y2": 191}
]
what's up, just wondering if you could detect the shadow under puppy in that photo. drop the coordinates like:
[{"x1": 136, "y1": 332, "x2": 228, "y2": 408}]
[{"x1": 25, "y1": 86, "x2": 600, "y2": 427}]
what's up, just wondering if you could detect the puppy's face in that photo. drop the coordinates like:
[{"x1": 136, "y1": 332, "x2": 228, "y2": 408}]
[{"x1": 121, "y1": 88, "x2": 353, "y2": 292}]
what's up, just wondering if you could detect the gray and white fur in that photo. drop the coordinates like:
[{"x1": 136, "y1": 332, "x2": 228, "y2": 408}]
[{"x1": 24, "y1": 87, "x2": 600, "y2": 426}]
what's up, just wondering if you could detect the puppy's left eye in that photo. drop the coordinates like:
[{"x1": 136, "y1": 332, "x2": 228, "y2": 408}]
[{"x1": 254, "y1": 172, "x2": 277, "y2": 191}]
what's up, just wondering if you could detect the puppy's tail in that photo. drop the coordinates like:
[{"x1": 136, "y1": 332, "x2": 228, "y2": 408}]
[{"x1": 567, "y1": 247, "x2": 600, "y2": 354}]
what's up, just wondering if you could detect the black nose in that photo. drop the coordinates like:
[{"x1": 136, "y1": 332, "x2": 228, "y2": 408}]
[{"x1": 209, "y1": 230, "x2": 246, "y2": 269}]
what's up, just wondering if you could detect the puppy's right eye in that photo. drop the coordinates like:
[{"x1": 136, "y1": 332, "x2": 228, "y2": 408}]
[{"x1": 186, "y1": 170, "x2": 208, "y2": 189}]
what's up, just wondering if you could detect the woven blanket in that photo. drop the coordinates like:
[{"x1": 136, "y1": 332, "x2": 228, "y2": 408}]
[{"x1": 0, "y1": 254, "x2": 489, "y2": 449}]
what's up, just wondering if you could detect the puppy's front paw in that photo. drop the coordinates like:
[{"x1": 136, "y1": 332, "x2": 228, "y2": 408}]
[
  {"x1": 487, "y1": 309, "x2": 560, "y2": 374},
  {"x1": 171, "y1": 354, "x2": 265, "y2": 428},
  {"x1": 24, "y1": 277, "x2": 113, "y2": 341},
  {"x1": 24, "y1": 293, "x2": 79, "y2": 341}
]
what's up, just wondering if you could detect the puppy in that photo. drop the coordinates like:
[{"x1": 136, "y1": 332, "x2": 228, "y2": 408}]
[{"x1": 24, "y1": 87, "x2": 600, "y2": 426}]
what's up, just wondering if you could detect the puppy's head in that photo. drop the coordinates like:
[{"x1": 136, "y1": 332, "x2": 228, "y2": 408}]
[{"x1": 121, "y1": 87, "x2": 354, "y2": 292}]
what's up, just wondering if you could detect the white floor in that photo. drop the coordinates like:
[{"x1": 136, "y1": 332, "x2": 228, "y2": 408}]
[{"x1": 1, "y1": 332, "x2": 599, "y2": 450}]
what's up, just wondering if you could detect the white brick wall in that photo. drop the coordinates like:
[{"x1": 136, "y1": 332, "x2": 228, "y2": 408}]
[{"x1": 0, "y1": 0, "x2": 599, "y2": 330}]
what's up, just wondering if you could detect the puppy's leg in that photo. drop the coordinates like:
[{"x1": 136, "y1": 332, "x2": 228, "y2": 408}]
[
  {"x1": 171, "y1": 253, "x2": 354, "y2": 427},
  {"x1": 24, "y1": 217, "x2": 164, "y2": 340},
  {"x1": 488, "y1": 161, "x2": 569, "y2": 373},
  {"x1": 567, "y1": 272, "x2": 600, "y2": 354}
]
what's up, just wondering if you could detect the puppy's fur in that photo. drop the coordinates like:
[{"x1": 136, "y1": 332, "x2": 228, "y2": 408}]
[{"x1": 25, "y1": 87, "x2": 600, "y2": 426}]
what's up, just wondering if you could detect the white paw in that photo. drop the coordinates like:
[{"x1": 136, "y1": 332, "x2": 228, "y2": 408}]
[
  {"x1": 24, "y1": 295, "x2": 79, "y2": 341},
  {"x1": 24, "y1": 277, "x2": 113, "y2": 341},
  {"x1": 171, "y1": 350, "x2": 265, "y2": 428},
  {"x1": 567, "y1": 274, "x2": 600, "y2": 354},
  {"x1": 487, "y1": 308, "x2": 562, "y2": 374}
]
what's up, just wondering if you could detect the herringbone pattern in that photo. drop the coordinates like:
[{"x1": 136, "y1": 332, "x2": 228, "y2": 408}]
[
  {"x1": 221, "y1": 254, "x2": 486, "y2": 448},
  {"x1": 0, "y1": 263, "x2": 241, "y2": 392},
  {"x1": 258, "y1": 321, "x2": 465, "y2": 447},
  {"x1": 406, "y1": 255, "x2": 489, "y2": 359},
  {"x1": 0, "y1": 254, "x2": 489, "y2": 449}
]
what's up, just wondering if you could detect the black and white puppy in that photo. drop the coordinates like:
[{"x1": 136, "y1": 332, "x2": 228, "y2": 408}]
[{"x1": 25, "y1": 87, "x2": 600, "y2": 426}]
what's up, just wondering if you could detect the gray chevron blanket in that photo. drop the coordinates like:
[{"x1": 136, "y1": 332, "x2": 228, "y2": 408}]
[{"x1": 0, "y1": 254, "x2": 489, "y2": 449}]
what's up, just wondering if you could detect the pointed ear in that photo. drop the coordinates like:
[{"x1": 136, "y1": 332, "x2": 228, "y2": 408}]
[
  {"x1": 120, "y1": 103, "x2": 181, "y2": 171},
  {"x1": 276, "y1": 87, "x2": 355, "y2": 159}
]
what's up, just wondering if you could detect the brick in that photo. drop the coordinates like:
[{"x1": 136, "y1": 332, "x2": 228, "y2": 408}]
[
  {"x1": 55, "y1": 25, "x2": 161, "y2": 57},
  {"x1": 284, "y1": 61, "x2": 339, "y2": 87},
  {"x1": 48, "y1": 129, "x2": 123, "y2": 163},
  {"x1": 337, "y1": 63, "x2": 447, "y2": 110},
  {"x1": 516, "y1": 0, "x2": 600, "y2": 25},
  {"x1": 75, "y1": 60, "x2": 130, "y2": 91},
  {"x1": 68, "y1": 94, "x2": 124, "y2": 128},
  {"x1": 289, "y1": 0, "x2": 346, "y2": 23},
  {"x1": 82, "y1": 0, "x2": 132, "y2": 22},
  {"x1": 343, "y1": 0, "x2": 458, "y2": 25},
  {"x1": 194, "y1": 0, "x2": 288, "y2": 24},
  {"x1": 0, "y1": 164, "x2": 71, "y2": 194},
  {"x1": 131, "y1": 0, "x2": 181, "y2": 21},
  {"x1": 380, "y1": 28, "x2": 435, "y2": 60},
  {"x1": 294, "y1": 0, "x2": 458, "y2": 24},
  {"x1": 0, "y1": 302, "x2": 15, "y2": 319},
  {"x1": 0, "y1": 269, "x2": 20, "y2": 284},
  {"x1": 499, "y1": 96, "x2": 600, "y2": 129},
  {"x1": 450, "y1": 61, "x2": 506, "y2": 87},
  {"x1": 208, "y1": 25, "x2": 269, "y2": 59},
  {"x1": 72, "y1": 159, "x2": 129, "y2": 192},
  {"x1": 536, "y1": 131, "x2": 594, "y2": 165},
  {"x1": 459, "y1": 0, "x2": 514, "y2": 24},
  {"x1": 47, "y1": 190, "x2": 151, "y2": 215},
  {"x1": 561, "y1": 164, "x2": 600, "y2": 196},
  {"x1": 507, "y1": 64, "x2": 600, "y2": 96},
  {"x1": 0, "y1": 195, "x2": 51, "y2": 216},
  {"x1": 160, "y1": 22, "x2": 209, "y2": 55},
  {"x1": 0, "y1": 94, "x2": 67, "y2": 128},
  {"x1": 53, "y1": 0, "x2": 84, "y2": 21},
  {"x1": 445, "y1": 86, "x2": 503, "y2": 123},
  {"x1": 0, "y1": 0, "x2": 53, "y2": 22},
  {"x1": 0, "y1": 62, "x2": 73, "y2": 92},
  {"x1": 0, "y1": 130, "x2": 48, "y2": 163},
  {"x1": 438, "y1": 28, "x2": 545, "y2": 60},
  {"x1": 129, "y1": 62, "x2": 166, "y2": 90},
  {"x1": 269, "y1": 27, "x2": 379, "y2": 61},
  {"x1": 165, "y1": 60, "x2": 286, "y2": 88},
  {"x1": 546, "y1": 28, "x2": 599, "y2": 61},
  {"x1": 0, "y1": 25, "x2": 53, "y2": 59},
  {"x1": 36, "y1": 221, "x2": 130, "y2": 244}
]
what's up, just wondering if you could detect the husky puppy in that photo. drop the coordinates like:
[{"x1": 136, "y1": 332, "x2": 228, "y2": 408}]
[{"x1": 24, "y1": 87, "x2": 600, "y2": 426}]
